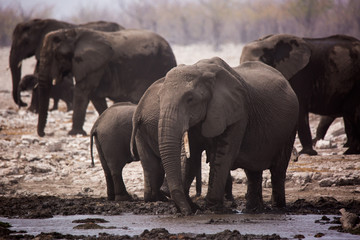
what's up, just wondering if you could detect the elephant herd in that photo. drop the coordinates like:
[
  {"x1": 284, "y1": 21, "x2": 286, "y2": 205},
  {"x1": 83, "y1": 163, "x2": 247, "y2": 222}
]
[{"x1": 9, "y1": 18, "x2": 360, "y2": 215}]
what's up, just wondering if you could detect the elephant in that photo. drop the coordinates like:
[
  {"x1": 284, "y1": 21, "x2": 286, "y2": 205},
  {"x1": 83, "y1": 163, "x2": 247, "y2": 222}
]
[
  {"x1": 90, "y1": 102, "x2": 136, "y2": 201},
  {"x1": 132, "y1": 57, "x2": 298, "y2": 215},
  {"x1": 91, "y1": 102, "x2": 203, "y2": 201},
  {"x1": 19, "y1": 74, "x2": 73, "y2": 112},
  {"x1": 9, "y1": 18, "x2": 124, "y2": 108},
  {"x1": 131, "y1": 77, "x2": 234, "y2": 208},
  {"x1": 37, "y1": 28, "x2": 177, "y2": 137},
  {"x1": 240, "y1": 34, "x2": 360, "y2": 155}
]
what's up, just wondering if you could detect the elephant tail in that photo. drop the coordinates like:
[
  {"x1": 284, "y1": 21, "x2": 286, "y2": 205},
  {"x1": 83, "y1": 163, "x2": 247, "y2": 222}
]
[
  {"x1": 90, "y1": 129, "x2": 96, "y2": 167},
  {"x1": 130, "y1": 116, "x2": 140, "y2": 162}
]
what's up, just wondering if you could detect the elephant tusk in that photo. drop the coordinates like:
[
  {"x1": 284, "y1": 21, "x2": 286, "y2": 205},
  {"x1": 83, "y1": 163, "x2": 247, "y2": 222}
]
[
  {"x1": 183, "y1": 131, "x2": 190, "y2": 159},
  {"x1": 52, "y1": 78, "x2": 56, "y2": 86},
  {"x1": 17, "y1": 61, "x2": 22, "y2": 68}
]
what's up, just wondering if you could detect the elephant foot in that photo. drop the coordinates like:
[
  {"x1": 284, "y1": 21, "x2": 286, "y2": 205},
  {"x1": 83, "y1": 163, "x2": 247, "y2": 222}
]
[
  {"x1": 115, "y1": 194, "x2": 133, "y2": 202},
  {"x1": 299, "y1": 147, "x2": 317, "y2": 156},
  {"x1": 107, "y1": 195, "x2": 115, "y2": 201},
  {"x1": 68, "y1": 128, "x2": 87, "y2": 136}
]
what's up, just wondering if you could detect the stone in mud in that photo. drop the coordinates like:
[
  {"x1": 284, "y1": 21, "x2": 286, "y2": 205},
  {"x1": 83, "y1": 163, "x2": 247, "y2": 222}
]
[{"x1": 340, "y1": 208, "x2": 360, "y2": 231}]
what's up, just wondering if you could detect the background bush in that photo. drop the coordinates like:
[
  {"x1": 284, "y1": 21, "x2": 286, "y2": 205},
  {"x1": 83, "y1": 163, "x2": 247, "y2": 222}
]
[{"x1": 1, "y1": 0, "x2": 359, "y2": 48}]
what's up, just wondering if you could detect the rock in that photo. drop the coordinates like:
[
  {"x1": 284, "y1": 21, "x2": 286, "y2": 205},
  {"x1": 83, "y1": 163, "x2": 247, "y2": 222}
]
[
  {"x1": 319, "y1": 178, "x2": 334, "y2": 187},
  {"x1": 339, "y1": 208, "x2": 360, "y2": 231},
  {"x1": 21, "y1": 135, "x2": 39, "y2": 144},
  {"x1": 316, "y1": 139, "x2": 336, "y2": 149},
  {"x1": 46, "y1": 142, "x2": 62, "y2": 152}
]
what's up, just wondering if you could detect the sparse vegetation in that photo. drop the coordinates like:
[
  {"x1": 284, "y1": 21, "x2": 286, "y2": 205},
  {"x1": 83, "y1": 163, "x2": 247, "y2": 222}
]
[{"x1": 0, "y1": 0, "x2": 359, "y2": 47}]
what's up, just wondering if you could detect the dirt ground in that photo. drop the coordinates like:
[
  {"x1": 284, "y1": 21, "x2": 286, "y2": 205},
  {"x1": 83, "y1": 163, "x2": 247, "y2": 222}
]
[{"x1": 0, "y1": 46, "x2": 360, "y2": 239}]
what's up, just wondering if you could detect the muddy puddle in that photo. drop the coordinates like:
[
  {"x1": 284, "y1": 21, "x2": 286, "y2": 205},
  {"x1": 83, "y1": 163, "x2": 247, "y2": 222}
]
[{"x1": 1, "y1": 213, "x2": 358, "y2": 239}]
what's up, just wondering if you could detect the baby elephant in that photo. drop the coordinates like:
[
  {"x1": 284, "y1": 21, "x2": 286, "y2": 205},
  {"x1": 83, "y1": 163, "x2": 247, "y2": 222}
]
[
  {"x1": 90, "y1": 102, "x2": 136, "y2": 201},
  {"x1": 19, "y1": 74, "x2": 73, "y2": 113}
]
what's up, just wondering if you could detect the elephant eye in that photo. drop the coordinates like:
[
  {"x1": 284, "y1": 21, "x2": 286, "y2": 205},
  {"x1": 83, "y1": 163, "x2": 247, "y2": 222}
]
[
  {"x1": 187, "y1": 96, "x2": 193, "y2": 104},
  {"x1": 53, "y1": 36, "x2": 61, "y2": 43}
]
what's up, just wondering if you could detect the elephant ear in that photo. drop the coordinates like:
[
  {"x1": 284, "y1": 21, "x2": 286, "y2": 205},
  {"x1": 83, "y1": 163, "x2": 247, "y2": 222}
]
[
  {"x1": 201, "y1": 66, "x2": 246, "y2": 138},
  {"x1": 241, "y1": 34, "x2": 311, "y2": 80},
  {"x1": 72, "y1": 29, "x2": 113, "y2": 82}
]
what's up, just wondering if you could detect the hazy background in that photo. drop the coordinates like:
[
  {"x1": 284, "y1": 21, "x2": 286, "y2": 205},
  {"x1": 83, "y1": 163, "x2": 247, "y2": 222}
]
[{"x1": 1, "y1": 0, "x2": 359, "y2": 48}]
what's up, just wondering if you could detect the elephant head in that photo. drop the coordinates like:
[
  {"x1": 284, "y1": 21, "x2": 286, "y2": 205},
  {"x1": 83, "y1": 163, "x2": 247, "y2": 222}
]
[
  {"x1": 158, "y1": 57, "x2": 247, "y2": 214},
  {"x1": 37, "y1": 28, "x2": 113, "y2": 137},
  {"x1": 9, "y1": 19, "x2": 123, "y2": 108},
  {"x1": 240, "y1": 34, "x2": 311, "y2": 80},
  {"x1": 9, "y1": 19, "x2": 73, "y2": 107}
]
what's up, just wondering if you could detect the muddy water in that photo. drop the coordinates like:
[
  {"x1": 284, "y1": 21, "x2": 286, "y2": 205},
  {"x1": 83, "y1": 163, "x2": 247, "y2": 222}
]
[{"x1": 1, "y1": 213, "x2": 357, "y2": 239}]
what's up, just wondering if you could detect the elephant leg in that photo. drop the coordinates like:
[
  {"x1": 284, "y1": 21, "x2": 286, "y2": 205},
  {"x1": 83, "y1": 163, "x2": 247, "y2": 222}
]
[
  {"x1": 297, "y1": 106, "x2": 317, "y2": 155},
  {"x1": 95, "y1": 141, "x2": 115, "y2": 200},
  {"x1": 343, "y1": 95, "x2": 360, "y2": 154},
  {"x1": 69, "y1": 87, "x2": 89, "y2": 136},
  {"x1": 224, "y1": 173, "x2": 234, "y2": 201},
  {"x1": 90, "y1": 95, "x2": 107, "y2": 115},
  {"x1": 112, "y1": 170, "x2": 133, "y2": 201},
  {"x1": 28, "y1": 88, "x2": 39, "y2": 113},
  {"x1": 244, "y1": 169, "x2": 263, "y2": 212},
  {"x1": 343, "y1": 117, "x2": 353, "y2": 147},
  {"x1": 65, "y1": 100, "x2": 73, "y2": 112},
  {"x1": 313, "y1": 116, "x2": 335, "y2": 145},
  {"x1": 270, "y1": 128, "x2": 295, "y2": 208},
  {"x1": 205, "y1": 125, "x2": 241, "y2": 207},
  {"x1": 137, "y1": 135, "x2": 166, "y2": 202},
  {"x1": 343, "y1": 116, "x2": 360, "y2": 154},
  {"x1": 195, "y1": 165, "x2": 202, "y2": 197},
  {"x1": 50, "y1": 98, "x2": 59, "y2": 111},
  {"x1": 183, "y1": 149, "x2": 202, "y2": 196}
]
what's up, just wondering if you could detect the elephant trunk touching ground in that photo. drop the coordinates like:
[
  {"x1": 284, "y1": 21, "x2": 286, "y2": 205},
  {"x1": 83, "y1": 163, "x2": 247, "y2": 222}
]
[
  {"x1": 37, "y1": 37, "x2": 54, "y2": 137},
  {"x1": 158, "y1": 108, "x2": 192, "y2": 215},
  {"x1": 158, "y1": 81, "x2": 206, "y2": 214}
]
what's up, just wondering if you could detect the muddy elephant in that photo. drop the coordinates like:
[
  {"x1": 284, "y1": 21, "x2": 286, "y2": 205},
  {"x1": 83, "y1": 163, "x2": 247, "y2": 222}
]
[
  {"x1": 19, "y1": 74, "x2": 73, "y2": 112},
  {"x1": 131, "y1": 78, "x2": 233, "y2": 208},
  {"x1": 133, "y1": 57, "x2": 299, "y2": 215},
  {"x1": 37, "y1": 28, "x2": 177, "y2": 137},
  {"x1": 9, "y1": 18, "x2": 123, "y2": 108},
  {"x1": 240, "y1": 34, "x2": 360, "y2": 155}
]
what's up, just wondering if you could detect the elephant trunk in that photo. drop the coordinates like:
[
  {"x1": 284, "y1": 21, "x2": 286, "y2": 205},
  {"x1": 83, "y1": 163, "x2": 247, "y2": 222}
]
[
  {"x1": 37, "y1": 46, "x2": 53, "y2": 137},
  {"x1": 158, "y1": 107, "x2": 192, "y2": 215},
  {"x1": 9, "y1": 47, "x2": 24, "y2": 106}
]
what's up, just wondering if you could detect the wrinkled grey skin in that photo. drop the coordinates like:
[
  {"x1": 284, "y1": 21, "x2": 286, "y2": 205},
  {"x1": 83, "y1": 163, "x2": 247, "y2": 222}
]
[
  {"x1": 240, "y1": 34, "x2": 360, "y2": 155},
  {"x1": 131, "y1": 78, "x2": 233, "y2": 210},
  {"x1": 37, "y1": 28, "x2": 177, "y2": 137},
  {"x1": 19, "y1": 74, "x2": 73, "y2": 112},
  {"x1": 9, "y1": 18, "x2": 123, "y2": 108},
  {"x1": 153, "y1": 57, "x2": 298, "y2": 215},
  {"x1": 90, "y1": 102, "x2": 136, "y2": 201}
]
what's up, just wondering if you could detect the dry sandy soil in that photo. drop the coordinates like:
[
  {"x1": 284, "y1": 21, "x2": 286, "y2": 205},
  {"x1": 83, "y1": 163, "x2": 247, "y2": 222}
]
[{"x1": 0, "y1": 45, "x2": 360, "y2": 239}]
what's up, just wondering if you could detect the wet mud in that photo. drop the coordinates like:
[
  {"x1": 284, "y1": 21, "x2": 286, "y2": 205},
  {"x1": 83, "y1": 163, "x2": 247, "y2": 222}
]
[{"x1": 1, "y1": 196, "x2": 360, "y2": 239}]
